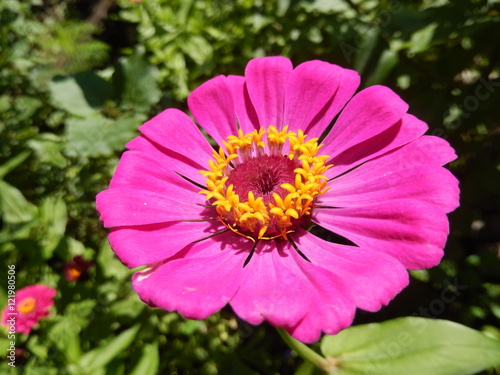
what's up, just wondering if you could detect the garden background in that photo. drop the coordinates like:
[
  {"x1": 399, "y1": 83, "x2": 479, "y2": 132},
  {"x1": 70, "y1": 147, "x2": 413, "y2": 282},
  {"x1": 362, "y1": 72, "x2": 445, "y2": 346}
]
[{"x1": 0, "y1": 0, "x2": 499, "y2": 374}]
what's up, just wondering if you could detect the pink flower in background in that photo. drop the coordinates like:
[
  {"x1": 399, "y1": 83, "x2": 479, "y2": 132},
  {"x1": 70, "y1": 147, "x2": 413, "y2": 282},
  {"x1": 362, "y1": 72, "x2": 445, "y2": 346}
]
[
  {"x1": 96, "y1": 57, "x2": 459, "y2": 343},
  {"x1": 64, "y1": 256, "x2": 93, "y2": 281},
  {"x1": 1, "y1": 284, "x2": 56, "y2": 334}
]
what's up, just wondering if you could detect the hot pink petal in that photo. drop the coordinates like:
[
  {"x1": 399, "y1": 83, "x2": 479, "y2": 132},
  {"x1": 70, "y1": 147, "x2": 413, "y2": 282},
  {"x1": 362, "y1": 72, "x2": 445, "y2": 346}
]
[
  {"x1": 284, "y1": 60, "x2": 360, "y2": 138},
  {"x1": 126, "y1": 135, "x2": 206, "y2": 185},
  {"x1": 108, "y1": 220, "x2": 223, "y2": 268},
  {"x1": 96, "y1": 187, "x2": 206, "y2": 227},
  {"x1": 320, "y1": 85, "x2": 428, "y2": 178},
  {"x1": 227, "y1": 75, "x2": 260, "y2": 133},
  {"x1": 230, "y1": 241, "x2": 311, "y2": 327},
  {"x1": 387, "y1": 135, "x2": 458, "y2": 167},
  {"x1": 109, "y1": 151, "x2": 201, "y2": 194},
  {"x1": 326, "y1": 113, "x2": 429, "y2": 179},
  {"x1": 188, "y1": 75, "x2": 238, "y2": 146},
  {"x1": 138, "y1": 108, "x2": 214, "y2": 169},
  {"x1": 322, "y1": 85, "x2": 408, "y2": 154},
  {"x1": 320, "y1": 135, "x2": 459, "y2": 213},
  {"x1": 132, "y1": 232, "x2": 250, "y2": 319},
  {"x1": 314, "y1": 199, "x2": 449, "y2": 269},
  {"x1": 245, "y1": 56, "x2": 293, "y2": 128},
  {"x1": 291, "y1": 229, "x2": 409, "y2": 312},
  {"x1": 284, "y1": 250, "x2": 355, "y2": 343},
  {"x1": 320, "y1": 135, "x2": 460, "y2": 214},
  {"x1": 321, "y1": 165, "x2": 459, "y2": 213}
]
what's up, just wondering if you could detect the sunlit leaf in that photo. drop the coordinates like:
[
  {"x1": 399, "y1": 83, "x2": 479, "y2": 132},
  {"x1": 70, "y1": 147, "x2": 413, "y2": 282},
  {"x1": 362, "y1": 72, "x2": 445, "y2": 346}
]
[
  {"x1": 48, "y1": 77, "x2": 97, "y2": 117},
  {"x1": 408, "y1": 23, "x2": 438, "y2": 55},
  {"x1": 0, "y1": 180, "x2": 36, "y2": 224},
  {"x1": 65, "y1": 114, "x2": 142, "y2": 158},
  {"x1": 321, "y1": 317, "x2": 500, "y2": 375},
  {"x1": 27, "y1": 134, "x2": 67, "y2": 168}
]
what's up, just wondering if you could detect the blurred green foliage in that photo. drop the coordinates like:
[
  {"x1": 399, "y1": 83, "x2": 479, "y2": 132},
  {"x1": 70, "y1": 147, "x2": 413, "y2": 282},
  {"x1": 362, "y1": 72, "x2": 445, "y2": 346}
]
[{"x1": 0, "y1": 0, "x2": 499, "y2": 374}]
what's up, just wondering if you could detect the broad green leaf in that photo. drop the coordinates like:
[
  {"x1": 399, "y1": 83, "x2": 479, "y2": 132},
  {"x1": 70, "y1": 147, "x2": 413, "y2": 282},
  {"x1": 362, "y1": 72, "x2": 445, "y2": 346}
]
[
  {"x1": 130, "y1": 342, "x2": 159, "y2": 375},
  {"x1": 321, "y1": 317, "x2": 500, "y2": 375},
  {"x1": 113, "y1": 49, "x2": 161, "y2": 112},
  {"x1": 48, "y1": 76, "x2": 97, "y2": 117},
  {"x1": 27, "y1": 133, "x2": 67, "y2": 168},
  {"x1": 65, "y1": 114, "x2": 142, "y2": 158},
  {"x1": 0, "y1": 180, "x2": 37, "y2": 224},
  {"x1": 408, "y1": 23, "x2": 438, "y2": 55},
  {"x1": 294, "y1": 360, "x2": 320, "y2": 375},
  {"x1": 78, "y1": 324, "x2": 140, "y2": 371}
]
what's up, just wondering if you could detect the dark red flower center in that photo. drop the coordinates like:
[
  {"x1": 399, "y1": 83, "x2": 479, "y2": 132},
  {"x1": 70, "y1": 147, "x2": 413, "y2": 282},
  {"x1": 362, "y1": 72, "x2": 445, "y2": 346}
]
[{"x1": 226, "y1": 155, "x2": 298, "y2": 205}]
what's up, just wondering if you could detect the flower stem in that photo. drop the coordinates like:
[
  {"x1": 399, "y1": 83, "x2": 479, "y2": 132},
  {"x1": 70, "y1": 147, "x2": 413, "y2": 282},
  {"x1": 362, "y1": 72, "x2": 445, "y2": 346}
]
[{"x1": 276, "y1": 327, "x2": 332, "y2": 372}]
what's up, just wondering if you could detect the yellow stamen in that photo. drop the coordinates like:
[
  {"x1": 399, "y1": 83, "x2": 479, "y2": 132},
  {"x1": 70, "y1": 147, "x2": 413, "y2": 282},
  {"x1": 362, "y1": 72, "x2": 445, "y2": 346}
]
[
  {"x1": 18, "y1": 297, "x2": 36, "y2": 314},
  {"x1": 199, "y1": 126, "x2": 332, "y2": 240}
]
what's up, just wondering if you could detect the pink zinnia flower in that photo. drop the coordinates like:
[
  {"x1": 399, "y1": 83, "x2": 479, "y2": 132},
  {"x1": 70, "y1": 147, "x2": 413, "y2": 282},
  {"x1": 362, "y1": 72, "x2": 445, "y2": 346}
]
[
  {"x1": 1, "y1": 284, "x2": 56, "y2": 334},
  {"x1": 96, "y1": 57, "x2": 459, "y2": 343}
]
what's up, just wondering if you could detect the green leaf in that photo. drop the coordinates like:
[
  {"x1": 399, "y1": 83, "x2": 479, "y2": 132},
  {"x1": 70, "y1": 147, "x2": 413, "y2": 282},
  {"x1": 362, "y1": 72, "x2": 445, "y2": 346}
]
[
  {"x1": 27, "y1": 133, "x2": 67, "y2": 168},
  {"x1": 25, "y1": 335, "x2": 50, "y2": 362},
  {"x1": 65, "y1": 114, "x2": 142, "y2": 158},
  {"x1": 0, "y1": 180, "x2": 37, "y2": 224},
  {"x1": 301, "y1": 0, "x2": 354, "y2": 15},
  {"x1": 73, "y1": 71, "x2": 114, "y2": 108},
  {"x1": 294, "y1": 359, "x2": 320, "y2": 375},
  {"x1": 78, "y1": 324, "x2": 140, "y2": 371},
  {"x1": 180, "y1": 35, "x2": 213, "y2": 65},
  {"x1": 38, "y1": 195, "x2": 67, "y2": 259},
  {"x1": 48, "y1": 76, "x2": 97, "y2": 117},
  {"x1": 47, "y1": 316, "x2": 82, "y2": 364},
  {"x1": 130, "y1": 342, "x2": 159, "y2": 375},
  {"x1": 408, "y1": 23, "x2": 438, "y2": 55},
  {"x1": 0, "y1": 150, "x2": 31, "y2": 179},
  {"x1": 320, "y1": 317, "x2": 500, "y2": 375},
  {"x1": 97, "y1": 239, "x2": 133, "y2": 280},
  {"x1": 113, "y1": 49, "x2": 161, "y2": 112},
  {"x1": 364, "y1": 48, "x2": 399, "y2": 87},
  {"x1": 14, "y1": 96, "x2": 42, "y2": 121}
]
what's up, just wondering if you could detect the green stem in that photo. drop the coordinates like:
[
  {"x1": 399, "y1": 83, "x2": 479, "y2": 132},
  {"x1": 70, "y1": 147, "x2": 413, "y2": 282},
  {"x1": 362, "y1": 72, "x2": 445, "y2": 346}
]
[{"x1": 276, "y1": 327, "x2": 332, "y2": 372}]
